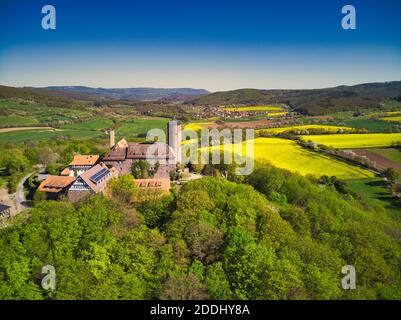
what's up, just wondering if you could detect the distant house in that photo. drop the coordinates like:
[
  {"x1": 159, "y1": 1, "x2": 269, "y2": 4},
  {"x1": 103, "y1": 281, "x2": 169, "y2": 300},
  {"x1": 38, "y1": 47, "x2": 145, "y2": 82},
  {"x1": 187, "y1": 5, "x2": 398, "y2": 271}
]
[
  {"x1": 0, "y1": 203, "x2": 11, "y2": 219},
  {"x1": 68, "y1": 163, "x2": 118, "y2": 202},
  {"x1": 61, "y1": 155, "x2": 99, "y2": 177},
  {"x1": 38, "y1": 175, "x2": 76, "y2": 199}
]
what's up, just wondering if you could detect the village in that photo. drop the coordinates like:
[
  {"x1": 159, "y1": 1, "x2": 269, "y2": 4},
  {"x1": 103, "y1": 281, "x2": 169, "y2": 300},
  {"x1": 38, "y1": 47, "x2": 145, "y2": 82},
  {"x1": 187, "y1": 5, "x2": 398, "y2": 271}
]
[{"x1": 194, "y1": 105, "x2": 295, "y2": 120}]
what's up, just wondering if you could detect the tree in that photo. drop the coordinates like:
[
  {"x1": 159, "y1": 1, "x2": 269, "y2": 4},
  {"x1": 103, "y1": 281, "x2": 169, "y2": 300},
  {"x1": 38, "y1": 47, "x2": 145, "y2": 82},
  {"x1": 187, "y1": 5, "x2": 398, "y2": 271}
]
[
  {"x1": 201, "y1": 164, "x2": 220, "y2": 177},
  {"x1": 131, "y1": 160, "x2": 150, "y2": 179},
  {"x1": 38, "y1": 147, "x2": 58, "y2": 166},
  {"x1": 246, "y1": 166, "x2": 284, "y2": 196},
  {"x1": 33, "y1": 190, "x2": 48, "y2": 203},
  {"x1": 107, "y1": 175, "x2": 137, "y2": 204},
  {"x1": 205, "y1": 262, "x2": 233, "y2": 299},
  {"x1": 385, "y1": 168, "x2": 401, "y2": 185},
  {"x1": 159, "y1": 273, "x2": 209, "y2": 300},
  {"x1": 139, "y1": 195, "x2": 173, "y2": 229},
  {"x1": 185, "y1": 223, "x2": 223, "y2": 264},
  {"x1": 4, "y1": 150, "x2": 30, "y2": 174},
  {"x1": 1, "y1": 157, "x2": 401, "y2": 300}
]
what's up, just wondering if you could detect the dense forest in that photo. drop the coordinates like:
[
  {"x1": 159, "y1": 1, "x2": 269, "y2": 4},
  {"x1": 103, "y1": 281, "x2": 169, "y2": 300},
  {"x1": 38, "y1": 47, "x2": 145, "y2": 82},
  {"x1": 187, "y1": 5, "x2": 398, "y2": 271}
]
[{"x1": 1, "y1": 162, "x2": 401, "y2": 300}]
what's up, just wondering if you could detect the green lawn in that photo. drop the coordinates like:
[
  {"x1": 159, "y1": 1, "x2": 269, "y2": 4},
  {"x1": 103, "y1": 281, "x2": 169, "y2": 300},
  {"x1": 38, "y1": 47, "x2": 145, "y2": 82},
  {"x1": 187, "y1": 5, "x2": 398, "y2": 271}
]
[
  {"x1": 0, "y1": 99, "x2": 44, "y2": 111},
  {"x1": 0, "y1": 129, "x2": 104, "y2": 144},
  {"x1": 116, "y1": 118, "x2": 170, "y2": 139},
  {"x1": 0, "y1": 99, "x2": 92, "y2": 125},
  {"x1": 369, "y1": 148, "x2": 401, "y2": 165},
  {"x1": 346, "y1": 178, "x2": 401, "y2": 218},
  {"x1": 61, "y1": 118, "x2": 114, "y2": 131},
  {"x1": 0, "y1": 116, "x2": 39, "y2": 127}
]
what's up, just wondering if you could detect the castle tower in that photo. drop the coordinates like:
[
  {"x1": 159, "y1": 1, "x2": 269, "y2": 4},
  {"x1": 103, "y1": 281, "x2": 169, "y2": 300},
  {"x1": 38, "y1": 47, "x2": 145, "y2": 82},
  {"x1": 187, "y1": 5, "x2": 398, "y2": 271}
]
[
  {"x1": 168, "y1": 120, "x2": 182, "y2": 163},
  {"x1": 110, "y1": 130, "x2": 115, "y2": 149}
]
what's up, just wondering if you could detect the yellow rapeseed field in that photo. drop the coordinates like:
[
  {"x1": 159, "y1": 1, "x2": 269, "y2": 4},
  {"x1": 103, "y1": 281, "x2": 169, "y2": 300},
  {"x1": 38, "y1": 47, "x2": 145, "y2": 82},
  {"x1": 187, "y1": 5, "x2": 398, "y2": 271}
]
[
  {"x1": 300, "y1": 133, "x2": 401, "y2": 148},
  {"x1": 381, "y1": 116, "x2": 401, "y2": 123},
  {"x1": 184, "y1": 122, "x2": 213, "y2": 131},
  {"x1": 206, "y1": 137, "x2": 373, "y2": 179},
  {"x1": 260, "y1": 125, "x2": 354, "y2": 134},
  {"x1": 266, "y1": 112, "x2": 288, "y2": 117}
]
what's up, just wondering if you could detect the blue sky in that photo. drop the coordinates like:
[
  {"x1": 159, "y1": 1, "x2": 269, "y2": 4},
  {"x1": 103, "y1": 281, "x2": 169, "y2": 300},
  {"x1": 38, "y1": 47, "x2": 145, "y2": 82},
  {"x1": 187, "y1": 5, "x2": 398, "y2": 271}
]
[{"x1": 0, "y1": 0, "x2": 400, "y2": 91}]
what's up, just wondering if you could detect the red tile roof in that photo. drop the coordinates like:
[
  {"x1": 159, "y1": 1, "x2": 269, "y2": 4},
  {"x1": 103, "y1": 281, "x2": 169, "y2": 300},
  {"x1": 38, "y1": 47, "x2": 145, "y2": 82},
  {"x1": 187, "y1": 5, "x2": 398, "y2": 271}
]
[
  {"x1": 127, "y1": 143, "x2": 174, "y2": 160},
  {"x1": 70, "y1": 155, "x2": 99, "y2": 166},
  {"x1": 38, "y1": 176, "x2": 76, "y2": 193},
  {"x1": 60, "y1": 168, "x2": 71, "y2": 176}
]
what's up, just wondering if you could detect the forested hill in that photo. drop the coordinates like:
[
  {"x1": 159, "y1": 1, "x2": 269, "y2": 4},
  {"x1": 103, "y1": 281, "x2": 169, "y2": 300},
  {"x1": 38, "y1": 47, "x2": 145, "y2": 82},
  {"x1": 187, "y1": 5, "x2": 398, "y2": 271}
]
[
  {"x1": 1, "y1": 163, "x2": 401, "y2": 300},
  {"x1": 42, "y1": 86, "x2": 209, "y2": 101},
  {"x1": 0, "y1": 85, "x2": 99, "y2": 106},
  {"x1": 189, "y1": 81, "x2": 401, "y2": 115},
  {"x1": 2, "y1": 81, "x2": 401, "y2": 115}
]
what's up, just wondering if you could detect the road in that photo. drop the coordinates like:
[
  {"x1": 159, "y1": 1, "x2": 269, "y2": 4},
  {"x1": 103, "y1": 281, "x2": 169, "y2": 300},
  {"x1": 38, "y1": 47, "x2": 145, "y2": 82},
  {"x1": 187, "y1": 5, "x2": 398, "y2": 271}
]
[
  {"x1": 15, "y1": 172, "x2": 33, "y2": 213},
  {"x1": 0, "y1": 127, "x2": 57, "y2": 133}
]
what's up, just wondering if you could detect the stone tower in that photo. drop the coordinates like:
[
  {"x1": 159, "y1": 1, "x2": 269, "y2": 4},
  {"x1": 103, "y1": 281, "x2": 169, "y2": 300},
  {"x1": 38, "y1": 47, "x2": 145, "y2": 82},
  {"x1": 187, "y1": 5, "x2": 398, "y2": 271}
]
[
  {"x1": 109, "y1": 130, "x2": 115, "y2": 149},
  {"x1": 168, "y1": 120, "x2": 182, "y2": 163}
]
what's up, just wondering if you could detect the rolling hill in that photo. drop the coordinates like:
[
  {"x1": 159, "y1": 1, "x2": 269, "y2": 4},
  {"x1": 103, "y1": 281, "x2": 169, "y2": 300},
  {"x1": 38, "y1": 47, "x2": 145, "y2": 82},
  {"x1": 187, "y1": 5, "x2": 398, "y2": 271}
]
[
  {"x1": 190, "y1": 81, "x2": 401, "y2": 115},
  {"x1": 42, "y1": 86, "x2": 209, "y2": 101}
]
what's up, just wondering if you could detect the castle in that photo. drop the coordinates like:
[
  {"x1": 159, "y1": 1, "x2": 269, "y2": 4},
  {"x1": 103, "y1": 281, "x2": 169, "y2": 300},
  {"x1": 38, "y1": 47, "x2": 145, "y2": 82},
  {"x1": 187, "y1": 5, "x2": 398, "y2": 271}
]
[
  {"x1": 38, "y1": 120, "x2": 182, "y2": 201},
  {"x1": 103, "y1": 120, "x2": 181, "y2": 178}
]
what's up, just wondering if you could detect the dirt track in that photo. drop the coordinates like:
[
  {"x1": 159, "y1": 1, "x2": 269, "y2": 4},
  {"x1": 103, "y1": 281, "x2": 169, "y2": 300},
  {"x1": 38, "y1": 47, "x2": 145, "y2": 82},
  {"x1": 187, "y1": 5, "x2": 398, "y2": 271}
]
[
  {"x1": 0, "y1": 127, "x2": 55, "y2": 133},
  {"x1": 350, "y1": 149, "x2": 401, "y2": 171}
]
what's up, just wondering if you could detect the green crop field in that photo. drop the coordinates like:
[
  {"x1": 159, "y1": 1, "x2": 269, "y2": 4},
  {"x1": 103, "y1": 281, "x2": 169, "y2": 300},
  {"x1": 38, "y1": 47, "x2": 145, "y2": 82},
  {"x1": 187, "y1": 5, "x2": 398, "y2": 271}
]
[
  {"x1": 0, "y1": 116, "x2": 39, "y2": 127},
  {"x1": 260, "y1": 124, "x2": 354, "y2": 134},
  {"x1": 369, "y1": 148, "x2": 401, "y2": 165},
  {"x1": 0, "y1": 99, "x2": 44, "y2": 111},
  {"x1": 116, "y1": 118, "x2": 170, "y2": 139},
  {"x1": 0, "y1": 129, "x2": 103, "y2": 144},
  {"x1": 206, "y1": 137, "x2": 374, "y2": 179},
  {"x1": 327, "y1": 118, "x2": 395, "y2": 132},
  {"x1": 301, "y1": 133, "x2": 401, "y2": 149},
  {"x1": 61, "y1": 118, "x2": 114, "y2": 131},
  {"x1": 224, "y1": 105, "x2": 284, "y2": 112},
  {"x1": 346, "y1": 178, "x2": 401, "y2": 218},
  {"x1": 0, "y1": 99, "x2": 92, "y2": 125}
]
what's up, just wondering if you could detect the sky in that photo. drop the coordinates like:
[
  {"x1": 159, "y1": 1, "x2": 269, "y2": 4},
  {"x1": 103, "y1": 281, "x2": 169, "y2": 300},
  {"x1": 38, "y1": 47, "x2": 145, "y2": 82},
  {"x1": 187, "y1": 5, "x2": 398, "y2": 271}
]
[{"x1": 0, "y1": 0, "x2": 400, "y2": 92}]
